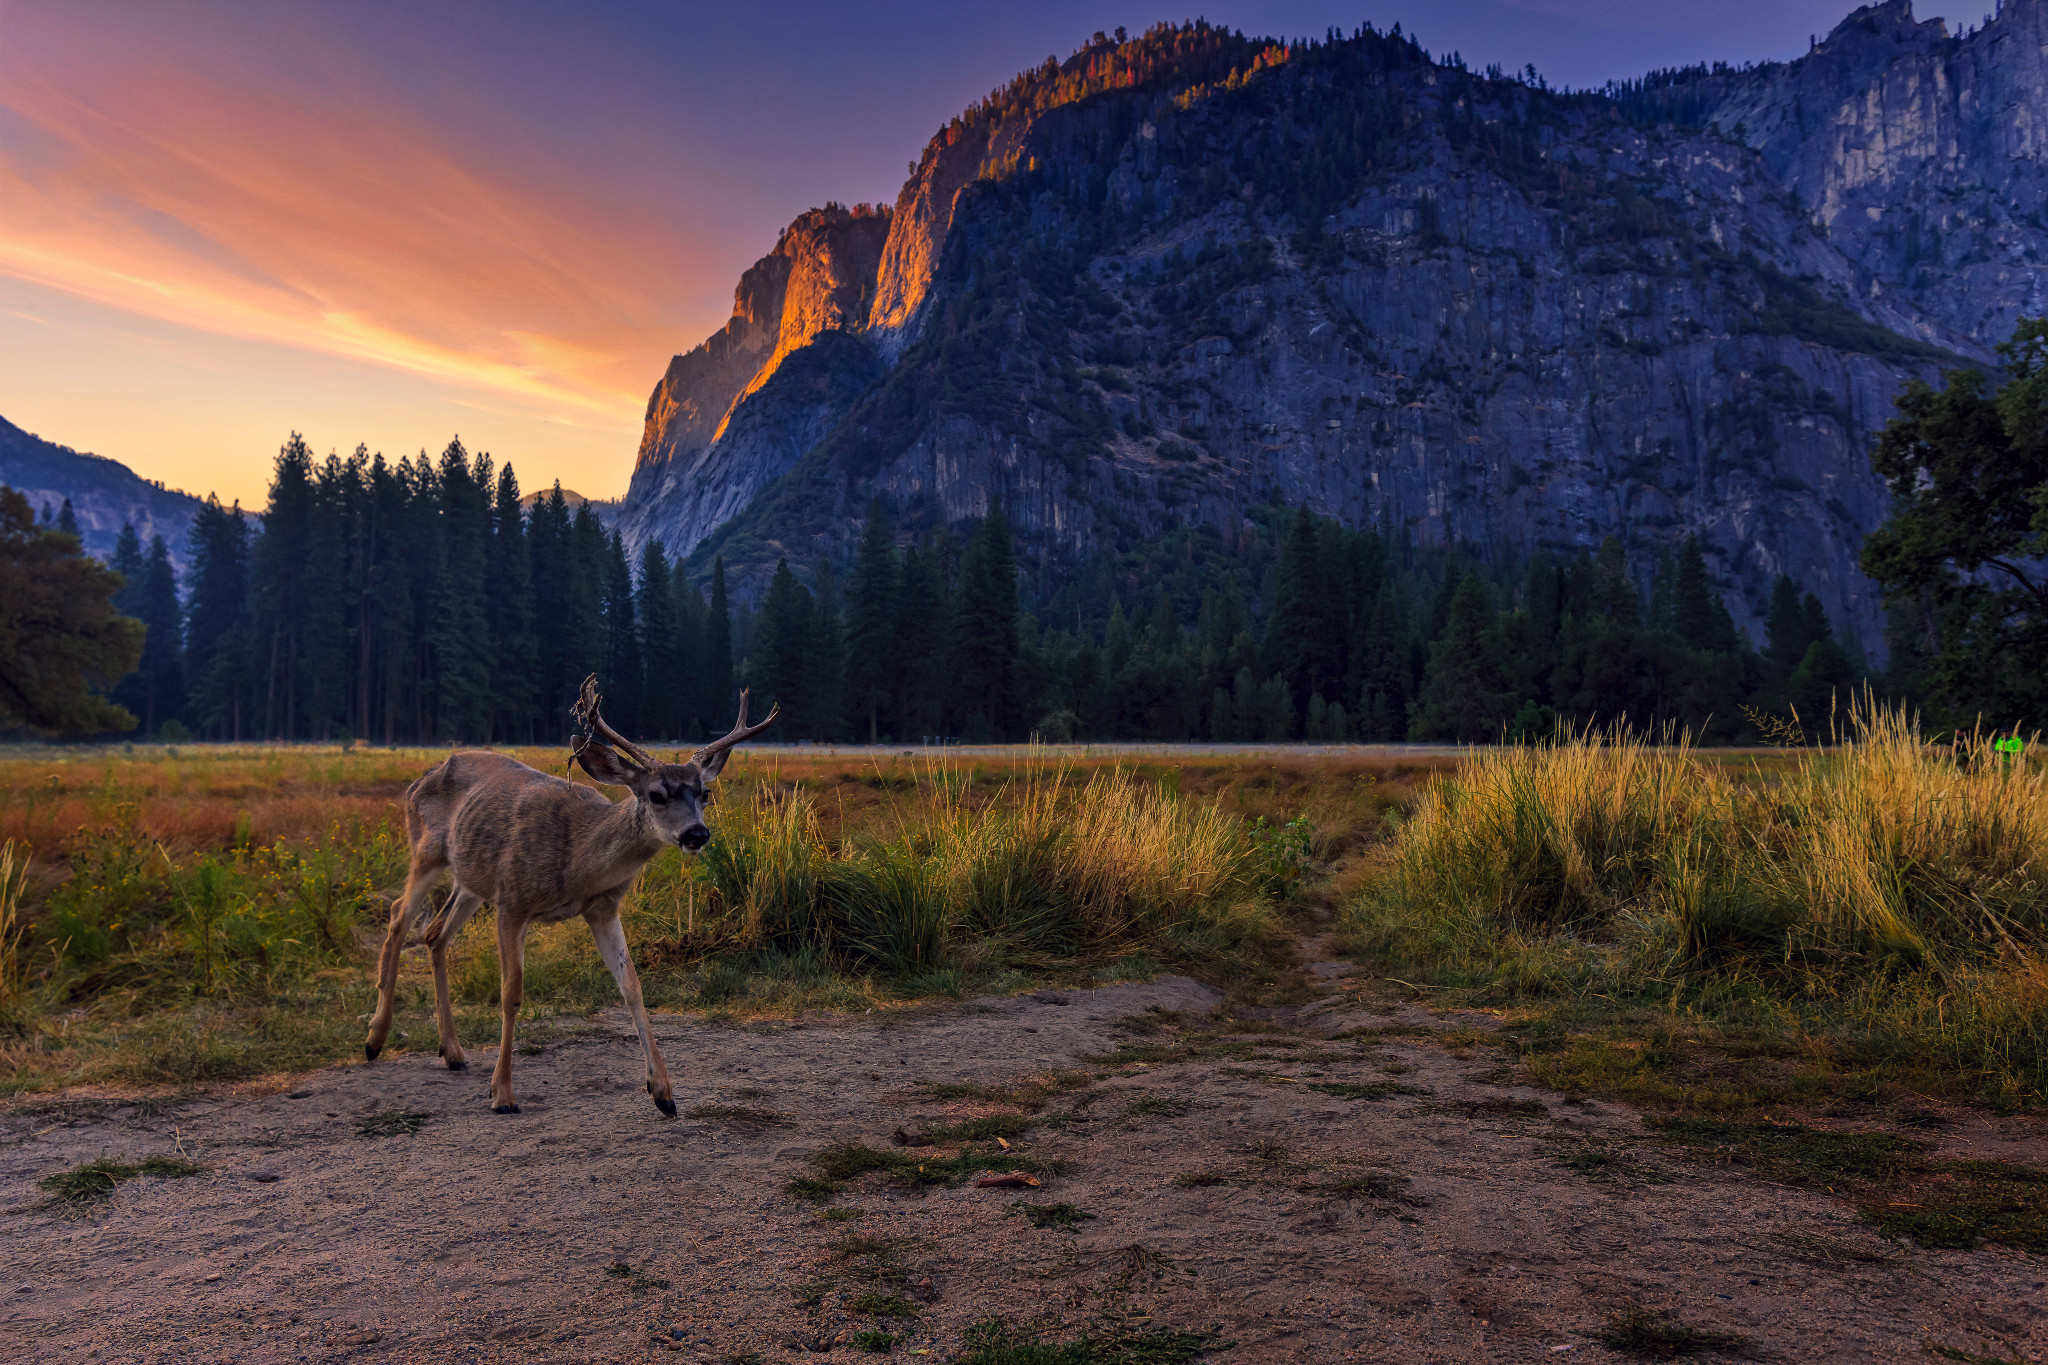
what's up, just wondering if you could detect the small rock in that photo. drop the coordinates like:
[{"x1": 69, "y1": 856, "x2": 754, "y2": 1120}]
[
  {"x1": 203, "y1": 1272, "x2": 221, "y2": 1283},
  {"x1": 892, "y1": 1127, "x2": 934, "y2": 1147},
  {"x1": 286, "y1": 1089, "x2": 314, "y2": 1099},
  {"x1": 249, "y1": 1171, "x2": 280, "y2": 1183},
  {"x1": 15, "y1": 1283, "x2": 29, "y2": 1294}
]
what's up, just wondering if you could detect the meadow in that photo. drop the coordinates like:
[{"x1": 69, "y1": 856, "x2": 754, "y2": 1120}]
[
  {"x1": 3, "y1": 707, "x2": 2043, "y2": 1122},
  {"x1": 0, "y1": 742, "x2": 1415, "y2": 1094}
]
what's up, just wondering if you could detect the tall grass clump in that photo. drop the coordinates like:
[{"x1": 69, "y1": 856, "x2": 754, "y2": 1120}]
[
  {"x1": 649, "y1": 759, "x2": 1274, "y2": 986},
  {"x1": 1345, "y1": 700, "x2": 2048, "y2": 1106}
]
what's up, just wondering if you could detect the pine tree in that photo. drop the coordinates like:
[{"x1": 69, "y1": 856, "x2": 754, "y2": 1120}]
[
  {"x1": 844, "y1": 504, "x2": 898, "y2": 742},
  {"x1": 672, "y1": 561, "x2": 708, "y2": 740},
  {"x1": 810, "y1": 557, "x2": 846, "y2": 741},
  {"x1": 130, "y1": 536, "x2": 185, "y2": 736},
  {"x1": 1264, "y1": 505, "x2": 1342, "y2": 728},
  {"x1": 1765, "y1": 575, "x2": 1813, "y2": 682},
  {"x1": 637, "y1": 540, "x2": 682, "y2": 739},
  {"x1": 55, "y1": 498, "x2": 79, "y2": 540},
  {"x1": 601, "y1": 530, "x2": 641, "y2": 735},
  {"x1": 528, "y1": 484, "x2": 574, "y2": 740},
  {"x1": 949, "y1": 505, "x2": 1020, "y2": 739},
  {"x1": 1357, "y1": 581, "x2": 1408, "y2": 740},
  {"x1": 250, "y1": 433, "x2": 318, "y2": 738},
  {"x1": 706, "y1": 557, "x2": 734, "y2": 728},
  {"x1": 1410, "y1": 574, "x2": 1511, "y2": 741},
  {"x1": 183, "y1": 497, "x2": 251, "y2": 740},
  {"x1": 1673, "y1": 536, "x2": 1738, "y2": 653},
  {"x1": 489, "y1": 464, "x2": 536, "y2": 742},
  {"x1": 757, "y1": 558, "x2": 813, "y2": 737},
  {"x1": 431, "y1": 440, "x2": 494, "y2": 742}
]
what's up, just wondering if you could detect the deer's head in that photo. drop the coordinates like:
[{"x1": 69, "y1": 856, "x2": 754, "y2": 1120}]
[{"x1": 570, "y1": 675, "x2": 777, "y2": 853}]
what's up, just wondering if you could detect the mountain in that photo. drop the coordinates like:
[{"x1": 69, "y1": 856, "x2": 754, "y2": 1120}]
[
  {"x1": 618, "y1": 1, "x2": 2043, "y2": 651},
  {"x1": 0, "y1": 416, "x2": 205, "y2": 573}
]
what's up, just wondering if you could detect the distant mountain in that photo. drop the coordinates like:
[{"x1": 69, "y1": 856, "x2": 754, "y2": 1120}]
[
  {"x1": 0, "y1": 416, "x2": 205, "y2": 573},
  {"x1": 517, "y1": 485, "x2": 620, "y2": 526},
  {"x1": 615, "y1": 0, "x2": 2045, "y2": 651}
]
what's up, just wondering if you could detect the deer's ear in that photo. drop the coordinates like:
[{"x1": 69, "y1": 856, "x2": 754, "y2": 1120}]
[
  {"x1": 575, "y1": 742, "x2": 646, "y2": 790},
  {"x1": 697, "y1": 748, "x2": 734, "y2": 783}
]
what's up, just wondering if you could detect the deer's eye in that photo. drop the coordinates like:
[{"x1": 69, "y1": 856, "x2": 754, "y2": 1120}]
[{"x1": 647, "y1": 791, "x2": 667, "y2": 806}]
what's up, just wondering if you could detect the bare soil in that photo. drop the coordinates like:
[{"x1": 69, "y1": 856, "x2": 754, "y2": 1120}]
[{"x1": 3, "y1": 945, "x2": 2043, "y2": 1364}]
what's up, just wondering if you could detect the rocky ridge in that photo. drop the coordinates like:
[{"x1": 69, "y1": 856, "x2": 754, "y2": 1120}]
[{"x1": 615, "y1": 4, "x2": 2047, "y2": 649}]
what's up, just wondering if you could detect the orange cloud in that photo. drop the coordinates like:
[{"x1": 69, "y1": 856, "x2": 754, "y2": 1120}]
[{"x1": 0, "y1": 8, "x2": 710, "y2": 437}]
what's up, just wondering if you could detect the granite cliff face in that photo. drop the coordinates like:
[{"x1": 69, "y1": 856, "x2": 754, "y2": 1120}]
[
  {"x1": 1697, "y1": 0, "x2": 2048, "y2": 345},
  {"x1": 617, "y1": 4, "x2": 2046, "y2": 649}
]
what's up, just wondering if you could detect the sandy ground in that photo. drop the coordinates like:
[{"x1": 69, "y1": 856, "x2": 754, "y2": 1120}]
[{"x1": 2, "y1": 947, "x2": 2043, "y2": 1364}]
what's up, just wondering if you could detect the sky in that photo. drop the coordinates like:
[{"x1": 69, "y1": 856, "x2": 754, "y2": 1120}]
[{"x1": 0, "y1": 0, "x2": 2000, "y2": 508}]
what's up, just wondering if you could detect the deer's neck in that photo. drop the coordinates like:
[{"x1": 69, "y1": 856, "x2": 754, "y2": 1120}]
[{"x1": 584, "y1": 795, "x2": 666, "y2": 886}]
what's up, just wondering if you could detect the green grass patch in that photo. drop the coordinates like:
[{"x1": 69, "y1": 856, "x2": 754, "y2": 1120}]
[
  {"x1": 920, "y1": 1071, "x2": 1093, "y2": 1111},
  {"x1": 1860, "y1": 1160, "x2": 2048, "y2": 1253},
  {"x1": 1647, "y1": 1117, "x2": 1921, "y2": 1186},
  {"x1": 1296, "y1": 1171, "x2": 1424, "y2": 1210},
  {"x1": 1590, "y1": 1304, "x2": 1755, "y2": 1359},
  {"x1": 1125, "y1": 1095, "x2": 1193, "y2": 1118},
  {"x1": 956, "y1": 1319, "x2": 1225, "y2": 1364},
  {"x1": 1305, "y1": 1080, "x2": 1430, "y2": 1102},
  {"x1": 810, "y1": 1141, "x2": 1057, "y2": 1190},
  {"x1": 354, "y1": 1110, "x2": 430, "y2": 1138},
  {"x1": 685, "y1": 1104, "x2": 793, "y2": 1126},
  {"x1": 1553, "y1": 1143, "x2": 1675, "y2": 1184},
  {"x1": 603, "y1": 1259, "x2": 670, "y2": 1294},
  {"x1": 785, "y1": 1175, "x2": 843, "y2": 1204},
  {"x1": 1652, "y1": 1117, "x2": 2048, "y2": 1252},
  {"x1": 1009, "y1": 1201, "x2": 1097, "y2": 1230},
  {"x1": 849, "y1": 1330, "x2": 896, "y2": 1354},
  {"x1": 928, "y1": 1114, "x2": 1031, "y2": 1142},
  {"x1": 36, "y1": 1155, "x2": 205, "y2": 1206}
]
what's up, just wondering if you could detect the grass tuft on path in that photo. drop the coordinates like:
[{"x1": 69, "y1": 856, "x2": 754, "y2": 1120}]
[{"x1": 37, "y1": 1155, "x2": 204, "y2": 1206}]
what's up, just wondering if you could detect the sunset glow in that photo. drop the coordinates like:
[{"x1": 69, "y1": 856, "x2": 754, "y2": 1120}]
[{"x1": 0, "y1": 0, "x2": 1996, "y2": 505}]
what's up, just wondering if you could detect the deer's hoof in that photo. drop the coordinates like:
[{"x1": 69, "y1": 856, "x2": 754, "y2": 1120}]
[
  {"x1": 364, "y1": 1043, "x2": 382, "y2": 1062},
  {"x1": 491, "y1": 1102, "x2": 520, "y2": 1115},
  {"x1": 444, "y1": 1056, "x2": 467, "y2": 1072},
  {"x1": 654, "y1": 1094, "x2": 677, "y2": 1118}
]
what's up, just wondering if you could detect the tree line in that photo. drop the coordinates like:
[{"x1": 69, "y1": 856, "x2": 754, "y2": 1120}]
[{"x1": 2, "y1": 316, "x2": 2041, "y2": 745}]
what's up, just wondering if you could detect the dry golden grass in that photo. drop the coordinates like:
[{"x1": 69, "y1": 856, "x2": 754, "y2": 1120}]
[{"x1": 1344, "y1": 701, "x2": 2048, "y2": 1108}]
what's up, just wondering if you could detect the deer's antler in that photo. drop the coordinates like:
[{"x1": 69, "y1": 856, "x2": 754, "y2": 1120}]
[
  {"x1": 572, "y1": 674, "x2": 656, "y2": 771},
  {"x1": 693, "y1": 688, "x2": 779, "y2": 765}
]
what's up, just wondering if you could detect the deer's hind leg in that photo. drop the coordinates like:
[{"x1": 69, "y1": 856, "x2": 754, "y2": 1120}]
[
  {"x1": 425, "y1": 886, "x2": 483, "y2": 1071},
  {"x1": 489, "y1": 907, "x2": 528, "y2": 1114},
  {"x1": 587, "y1": 905, "x2": 676, "y2": 1117},
  {"x1": 366, "y1": 855, "x2": 446, "y2": 1061}
]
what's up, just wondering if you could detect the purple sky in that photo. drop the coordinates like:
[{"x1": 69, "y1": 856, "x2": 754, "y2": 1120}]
[{"x1": 0, "y1": 0, "x2": 1997, "y2": 505}]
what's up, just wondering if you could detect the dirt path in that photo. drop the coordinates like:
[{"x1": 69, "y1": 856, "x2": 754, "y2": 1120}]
[{"x1": 3, "y1": 939, "x2": 2042, "y2": 1364}]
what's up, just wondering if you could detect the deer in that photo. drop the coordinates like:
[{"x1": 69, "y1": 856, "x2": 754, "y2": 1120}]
[{"x1": 363, "y1": 674, "x2": 777, "y2": 1116}]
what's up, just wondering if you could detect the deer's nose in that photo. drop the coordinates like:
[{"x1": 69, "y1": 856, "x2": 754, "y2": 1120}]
[{"x1": 678, "y1": 824, "x2": 709, "y2": 851}]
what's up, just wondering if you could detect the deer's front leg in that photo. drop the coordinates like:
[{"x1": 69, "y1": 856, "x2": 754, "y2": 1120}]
[
  {"x1": 490, "y1": 908, "x2": 527, "y2": 1114},
  {"x1": 587, "y1": 908, "x2": 676, "y2": 1117}
]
